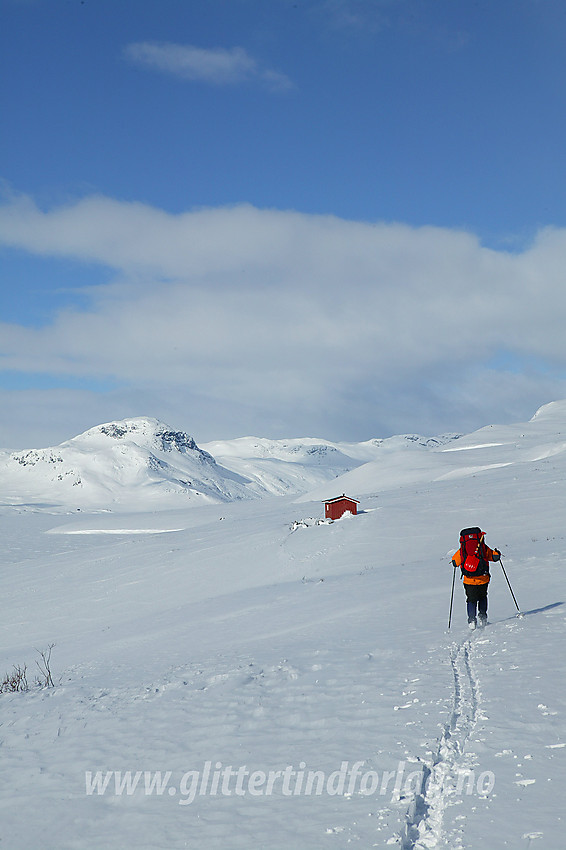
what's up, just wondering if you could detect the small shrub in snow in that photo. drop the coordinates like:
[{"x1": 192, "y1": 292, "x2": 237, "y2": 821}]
[
  {"x1": 35, "y1": 644, "x2": 56, "y2": 689},
  {"x1": 1, "y1": 664, "x2": 29, "y2": 693},
  {"x1": 0, "y1": 645, "x2": 56, "y2": 695}
]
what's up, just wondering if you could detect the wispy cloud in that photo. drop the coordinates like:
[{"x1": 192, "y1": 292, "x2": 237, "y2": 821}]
[
  {"x1": 314, "y1": 0, "x2": 470, "y2": 52},
  {"x1": 315, "y1": 0, "x2": 397, "y2": 32},
  {"x1": 124, "y1": 42, "x2": 293, "y2": 92}
]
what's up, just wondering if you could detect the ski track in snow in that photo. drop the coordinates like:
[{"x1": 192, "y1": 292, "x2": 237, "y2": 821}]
[{"x1": 401, "y1": 635, "x2": 481, "y2": 849}]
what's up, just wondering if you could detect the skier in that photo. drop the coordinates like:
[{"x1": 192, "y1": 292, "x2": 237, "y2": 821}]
[{"x1": 452, "y1": 528, "x2": 501, "y2": 629}]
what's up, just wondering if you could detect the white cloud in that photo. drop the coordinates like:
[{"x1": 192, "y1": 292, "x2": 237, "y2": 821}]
[
  {"x1": 123, "y1": 42, "x2": 293, "y2": 91},
  {"x1": 1, "y1": 190, "x2": 566, "y2": 443}
]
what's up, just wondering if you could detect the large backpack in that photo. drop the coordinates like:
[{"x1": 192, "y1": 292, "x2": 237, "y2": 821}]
[{"x1": 459, "y1": 527, "x2": 489, "y2": 577}]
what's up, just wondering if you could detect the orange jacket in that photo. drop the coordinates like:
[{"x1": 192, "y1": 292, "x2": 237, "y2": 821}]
[{"x1": 452, "y1": 543, "x2": 499, "y2": 585}]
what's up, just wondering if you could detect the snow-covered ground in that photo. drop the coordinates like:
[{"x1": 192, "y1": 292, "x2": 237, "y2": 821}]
[{"x1": 1, "y1": 402, "x2": 565, "y2": 848}]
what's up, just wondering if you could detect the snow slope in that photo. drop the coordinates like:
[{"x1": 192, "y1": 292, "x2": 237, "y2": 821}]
[
  {"x1": 298, "y1": 400, "x2": 566, "y2": 503},
  {"x1": 200, "y1": 433, "x2": 460, "y2": 498},
  {"x1": 200, "y1": 436, "x2": 360, "y2": 497},
  {"x1": 1, "y1": 402, "x2": 565, "y2": 849}
]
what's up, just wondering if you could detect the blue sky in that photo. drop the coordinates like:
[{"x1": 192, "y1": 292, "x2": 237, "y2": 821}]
[{"x1": 1, "y1": 0, "x2": 566, "y2": 448}]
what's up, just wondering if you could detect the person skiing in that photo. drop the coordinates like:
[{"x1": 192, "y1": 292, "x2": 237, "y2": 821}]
[{"x1": 452, "y1": 527, "x2": 501, "y2": 629}]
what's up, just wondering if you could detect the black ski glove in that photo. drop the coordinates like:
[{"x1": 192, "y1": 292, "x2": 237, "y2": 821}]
[{"x1": 492, "y1": 549, "x2": 501, "y2": 561}]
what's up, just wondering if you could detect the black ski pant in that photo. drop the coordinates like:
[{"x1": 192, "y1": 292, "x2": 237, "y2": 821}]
[{"x1": 464, "y1": 582, "x2": 488, "y2": 620}]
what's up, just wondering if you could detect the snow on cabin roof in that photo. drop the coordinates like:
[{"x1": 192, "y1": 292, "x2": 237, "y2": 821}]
[{"x1": 323, "y1": 494, "x2": 360, "y2": 504}]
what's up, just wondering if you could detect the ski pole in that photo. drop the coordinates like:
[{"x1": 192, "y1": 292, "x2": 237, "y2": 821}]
[
  {"x1": 448, "y1": 561, "x2": 457, "y2": 629},
  {"x1": 500, "y1": 556, "x2": 521, "y2": 613}
]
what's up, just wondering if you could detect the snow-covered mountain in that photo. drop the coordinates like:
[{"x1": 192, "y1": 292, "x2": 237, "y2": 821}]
[
  {"x1": 202, "y1": 431, "x2": 460, "y2": 464},
  {"x1": 199, "y1": 432, "x2": 460, "y2": 497},
  {"x1": 0, "y1": 417, "x2": 251, "y2": 510},
  {"x1": 3, "y1": 403, "x2": 565, "y2": 516},
  {"x1": 0, "y1": 417, "x2": 460, "y2": 511},
  {"x1": 200, "y1": 436, "x2": 360, "y2": 496}
]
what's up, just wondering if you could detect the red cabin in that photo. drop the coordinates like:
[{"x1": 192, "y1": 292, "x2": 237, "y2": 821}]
[{"x1": 324, "y1": 495, "x2": 360, "y2": 521}]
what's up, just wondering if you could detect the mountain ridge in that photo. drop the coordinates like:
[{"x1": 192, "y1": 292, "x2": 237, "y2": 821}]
[
  {"x1": 0, "y1": 415, "x2": 460, "y2": 512},
  {"x1": 2, "y1": 402, "x2": 565, "y2": 512}
]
